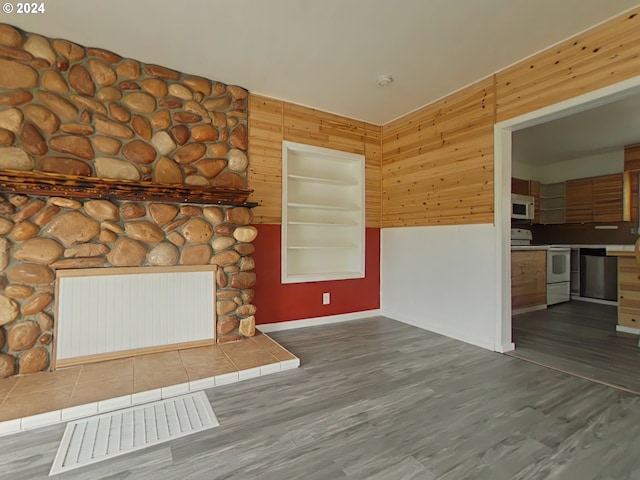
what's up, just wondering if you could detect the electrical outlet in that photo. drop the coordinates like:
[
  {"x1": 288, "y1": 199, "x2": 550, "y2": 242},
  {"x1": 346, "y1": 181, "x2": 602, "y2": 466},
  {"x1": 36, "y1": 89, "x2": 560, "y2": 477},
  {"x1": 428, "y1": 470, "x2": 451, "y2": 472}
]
[{"x1": 322, "y1": 292, "x2": 330, "y2": 305}]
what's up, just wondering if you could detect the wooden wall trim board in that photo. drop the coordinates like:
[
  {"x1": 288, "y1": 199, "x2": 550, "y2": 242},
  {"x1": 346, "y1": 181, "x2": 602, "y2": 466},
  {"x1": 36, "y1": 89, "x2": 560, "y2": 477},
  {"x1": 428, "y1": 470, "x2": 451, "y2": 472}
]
[{"x1": 248, "y1": 94, "x2": 382, "y2": 228}]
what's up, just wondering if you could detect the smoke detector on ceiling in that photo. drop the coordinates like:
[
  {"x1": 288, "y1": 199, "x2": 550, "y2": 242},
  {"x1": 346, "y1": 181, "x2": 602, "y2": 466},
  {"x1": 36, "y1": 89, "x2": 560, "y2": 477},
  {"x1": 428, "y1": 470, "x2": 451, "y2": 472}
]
[{"x1": 377, "y1": 74, "x2": 393, "y2": 87}]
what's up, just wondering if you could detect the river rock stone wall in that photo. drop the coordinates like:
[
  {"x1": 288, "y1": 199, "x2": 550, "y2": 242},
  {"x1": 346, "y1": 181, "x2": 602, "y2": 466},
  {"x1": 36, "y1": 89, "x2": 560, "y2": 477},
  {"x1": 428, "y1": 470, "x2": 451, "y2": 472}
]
[
  {"x1": 0, "y1": 23, "x2": 248, "y2": 185},
  {"x1": 0, "y1": 193, "x2": 258, "y2": 378},
  {"x1": 0, "y1": 24, "x2": 257, "y2": 378}
]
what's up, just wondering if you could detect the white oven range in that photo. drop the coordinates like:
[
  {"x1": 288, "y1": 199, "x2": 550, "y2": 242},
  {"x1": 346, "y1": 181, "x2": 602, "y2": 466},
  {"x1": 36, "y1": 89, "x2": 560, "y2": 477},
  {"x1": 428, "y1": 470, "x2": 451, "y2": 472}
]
[{"x1": 547, "y1": 246, "x2": 571, "y2": 305}]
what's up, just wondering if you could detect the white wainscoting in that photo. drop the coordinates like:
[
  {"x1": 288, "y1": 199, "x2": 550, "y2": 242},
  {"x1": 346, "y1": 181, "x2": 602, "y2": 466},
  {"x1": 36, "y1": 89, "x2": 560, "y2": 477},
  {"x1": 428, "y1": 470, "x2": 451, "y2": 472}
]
[
  {"x1": 55, "y1": 266, "x2": 216, "y2": 366},
  {"x1": 380, "y1": 223, "x2": 498, "y2": 351}
]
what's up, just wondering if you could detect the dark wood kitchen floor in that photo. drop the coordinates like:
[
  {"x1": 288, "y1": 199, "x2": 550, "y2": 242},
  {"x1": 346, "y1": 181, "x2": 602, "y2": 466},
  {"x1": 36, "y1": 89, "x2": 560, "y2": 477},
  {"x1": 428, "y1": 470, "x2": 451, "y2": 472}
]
[{"x1": 509, "y1": 300, "x2": 640, "y2": 394}]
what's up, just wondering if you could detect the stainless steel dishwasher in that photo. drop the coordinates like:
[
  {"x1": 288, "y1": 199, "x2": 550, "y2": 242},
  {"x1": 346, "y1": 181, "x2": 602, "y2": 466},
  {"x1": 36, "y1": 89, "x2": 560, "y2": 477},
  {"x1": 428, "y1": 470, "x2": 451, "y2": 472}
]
[{"x1": 579, "y1": 248, "x2": 617, "y2": 301}]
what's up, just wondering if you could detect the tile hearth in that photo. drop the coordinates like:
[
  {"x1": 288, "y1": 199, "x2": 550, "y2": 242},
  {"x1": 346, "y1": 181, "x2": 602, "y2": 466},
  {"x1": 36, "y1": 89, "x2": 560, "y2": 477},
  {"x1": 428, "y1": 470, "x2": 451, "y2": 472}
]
[{"x1": 0, "y1": 331, "x2": 299, "y2": 437}]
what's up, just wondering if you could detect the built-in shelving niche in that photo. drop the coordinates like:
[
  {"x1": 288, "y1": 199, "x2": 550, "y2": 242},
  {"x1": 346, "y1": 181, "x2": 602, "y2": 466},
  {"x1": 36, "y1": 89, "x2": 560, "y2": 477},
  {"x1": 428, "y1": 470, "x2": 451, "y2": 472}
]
[{"x1": 281, "y1": 141, "x2": 365, "y2": 283}]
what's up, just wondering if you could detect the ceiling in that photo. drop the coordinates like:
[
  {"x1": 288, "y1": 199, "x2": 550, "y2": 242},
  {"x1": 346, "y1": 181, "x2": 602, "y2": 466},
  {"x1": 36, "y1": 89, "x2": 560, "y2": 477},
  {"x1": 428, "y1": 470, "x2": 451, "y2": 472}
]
[
  {"x1": 513, "y1": 92, "x2": 640, "y2": 166},
  {"x1": 5, "y1": 0, "x2": 639, "y2": 125}
]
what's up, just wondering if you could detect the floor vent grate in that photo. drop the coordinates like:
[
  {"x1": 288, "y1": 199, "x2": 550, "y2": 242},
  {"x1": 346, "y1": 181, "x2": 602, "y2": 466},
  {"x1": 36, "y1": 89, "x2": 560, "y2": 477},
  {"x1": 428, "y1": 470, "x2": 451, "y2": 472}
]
[{"x1": 49, "y1": 391, "x2": 219, "y2": 476}]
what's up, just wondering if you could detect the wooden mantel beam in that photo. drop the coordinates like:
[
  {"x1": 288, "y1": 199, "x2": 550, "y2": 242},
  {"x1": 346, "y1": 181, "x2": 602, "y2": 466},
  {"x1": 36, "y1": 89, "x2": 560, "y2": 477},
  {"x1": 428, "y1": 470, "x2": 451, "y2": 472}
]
[{"x1": 0, "y1": 170, "x2": 258, "y2": 207}]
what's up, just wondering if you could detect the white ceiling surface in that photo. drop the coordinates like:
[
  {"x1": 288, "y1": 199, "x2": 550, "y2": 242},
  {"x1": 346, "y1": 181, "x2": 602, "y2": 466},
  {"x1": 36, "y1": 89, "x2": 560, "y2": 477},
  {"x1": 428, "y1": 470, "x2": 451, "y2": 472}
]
[
  {"x1": 513, "y1": 93, "x2": 640, "y2": 166},
  {"x1": 5, "y1": 0, "x2": 639, "y2": 125}
]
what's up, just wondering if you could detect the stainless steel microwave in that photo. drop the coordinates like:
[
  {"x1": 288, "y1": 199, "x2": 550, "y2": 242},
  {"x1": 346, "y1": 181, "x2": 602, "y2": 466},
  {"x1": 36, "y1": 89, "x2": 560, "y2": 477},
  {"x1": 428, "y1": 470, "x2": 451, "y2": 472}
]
[{"x1": 511, "y1": 194, "x2": 535, "y2": 220}]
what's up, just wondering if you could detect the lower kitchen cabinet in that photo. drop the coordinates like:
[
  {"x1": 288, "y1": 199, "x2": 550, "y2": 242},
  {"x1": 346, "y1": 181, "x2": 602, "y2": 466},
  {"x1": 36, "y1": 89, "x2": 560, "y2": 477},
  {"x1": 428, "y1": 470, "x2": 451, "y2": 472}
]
[
  {"x1": 511, "y1": 250, "x2": 547, "y2": 312},
  {"x1": 616, "y1": 256, "x2": 640, "y2": 331}
]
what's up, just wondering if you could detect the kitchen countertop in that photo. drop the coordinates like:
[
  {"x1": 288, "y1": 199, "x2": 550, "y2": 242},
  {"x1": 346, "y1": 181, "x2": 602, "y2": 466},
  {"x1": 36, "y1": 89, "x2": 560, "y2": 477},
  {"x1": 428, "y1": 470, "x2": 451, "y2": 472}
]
[
  {"x1": 566, "y1": 244, "x2": 635, "y2": 251},
  {"x1": 511, "y1": 244, "x2": 636, "y2": 252}
]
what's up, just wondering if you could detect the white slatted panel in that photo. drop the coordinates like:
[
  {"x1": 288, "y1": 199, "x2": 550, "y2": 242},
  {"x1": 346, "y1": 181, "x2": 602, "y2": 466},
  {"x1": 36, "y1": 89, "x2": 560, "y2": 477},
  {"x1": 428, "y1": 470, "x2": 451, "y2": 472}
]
[
  {"x1": 50, "y1": 392, "x2": 219, "y2": 475},
  {"x1": 56, "y1": 269, "x2": 215, "y2": 361}
]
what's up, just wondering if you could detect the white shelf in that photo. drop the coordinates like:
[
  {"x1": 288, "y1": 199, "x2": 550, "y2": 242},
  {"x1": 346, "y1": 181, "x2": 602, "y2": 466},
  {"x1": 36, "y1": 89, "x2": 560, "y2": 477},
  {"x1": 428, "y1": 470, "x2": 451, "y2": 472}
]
[
  {"x1": 539, "y1": 181, "x2": 566, "y2": 224},
  {"x1": 286, "y1": 271, "x2": 363, "y2": 282},
  {"x1": 287, "y1": 202, "x2": 358, "y2": 211},
  {"x1": 287, "y1": 244, "x2": 357, "y2": 250},
  {"x1": 288, "y1": 221, "x2": 356, "y2": 226},
  {"x1": 287, "y1": 174, "x2": 356, "y2": 186},
  {"x1": 282, "y1": 141, "x2": 365, "y2": 284}
]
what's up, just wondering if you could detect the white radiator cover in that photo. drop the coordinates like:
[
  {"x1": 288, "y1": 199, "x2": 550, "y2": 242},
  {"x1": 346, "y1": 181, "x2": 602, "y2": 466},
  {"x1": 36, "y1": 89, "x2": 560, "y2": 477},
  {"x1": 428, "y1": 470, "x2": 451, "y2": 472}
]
[{"x1": 55, "y1": 266, "x2": 216, "y2": 364}]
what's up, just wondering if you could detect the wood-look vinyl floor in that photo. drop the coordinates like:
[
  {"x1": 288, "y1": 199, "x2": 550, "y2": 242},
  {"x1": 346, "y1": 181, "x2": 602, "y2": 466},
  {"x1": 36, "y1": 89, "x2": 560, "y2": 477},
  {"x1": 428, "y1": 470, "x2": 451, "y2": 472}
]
[
  {"x1": 1, "y1": 316, "x2": 640, "y2": 479},
  {"x1": 509, "y1": 300, "x2": 640, "y2": 395}
]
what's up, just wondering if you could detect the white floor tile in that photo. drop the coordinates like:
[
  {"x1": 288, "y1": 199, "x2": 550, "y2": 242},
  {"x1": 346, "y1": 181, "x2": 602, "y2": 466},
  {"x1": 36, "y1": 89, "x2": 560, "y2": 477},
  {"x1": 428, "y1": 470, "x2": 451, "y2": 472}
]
[
  {"x1": 132, "y1": 389, "x2": 162, "y2": 405},
  {"x1": 21, "y1": 410, "x2": 62, "y2": 430},
  {"x1": 0, "y1": 419, "x2": 21, "y2": 437},
  {"x1": 98, "y1": 395, "x2": 131, "y2": 413},
  {"x1": 214, "y1": 372, "x2": 239, "y2": 386},
  {"x1": 189, "y1": 377, "x2": 215, "y2": 392},
  {"x1": 259, "y1": 363, "x2": 281, "y2": 375},
  {"x1": 280, "y1": 358, "x2": 301, "y2": 370},
  {"x1": 238, "y1": 367, "x2": 261, "y2": 381},
  {"x1": 161, "y1": 382, "x2": 190, "y2": 398},
  {"x1": 61, "y1": 403, "x2": 98, "y2": 422}
]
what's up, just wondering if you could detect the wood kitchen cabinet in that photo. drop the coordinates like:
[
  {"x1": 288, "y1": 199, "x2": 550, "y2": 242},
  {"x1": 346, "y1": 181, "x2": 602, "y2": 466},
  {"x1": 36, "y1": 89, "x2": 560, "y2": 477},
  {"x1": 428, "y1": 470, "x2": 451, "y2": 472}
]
[
  {"x1": 616, "y1": 256, "x2": 640, "y2": 331},
  {"x1": 511, "y1": 249, "x2": 547, "y2": 312},
  {"x1": 565, "y1": 177, "x2": 593, "y2": 222},
  {"x1": 593, "y1": 173, "x2": 623, "y2": 222},
  {"x1": 565, "y1": 173, "x2": 623, "y2": 223}
]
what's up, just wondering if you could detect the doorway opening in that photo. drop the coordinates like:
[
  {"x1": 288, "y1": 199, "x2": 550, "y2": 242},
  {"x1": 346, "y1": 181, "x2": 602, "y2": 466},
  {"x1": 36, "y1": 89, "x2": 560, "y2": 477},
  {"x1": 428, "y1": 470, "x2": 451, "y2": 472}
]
[{"x1": 494, "y1": 75, "x2": 640, "y2": 392}]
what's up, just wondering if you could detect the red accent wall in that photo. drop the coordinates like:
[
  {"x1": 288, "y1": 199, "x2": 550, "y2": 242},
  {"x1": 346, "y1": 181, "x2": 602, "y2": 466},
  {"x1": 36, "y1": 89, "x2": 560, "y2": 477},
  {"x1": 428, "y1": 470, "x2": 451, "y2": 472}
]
[{"x1": 252, "y1": 224, "x2": 380, "y2": 323}]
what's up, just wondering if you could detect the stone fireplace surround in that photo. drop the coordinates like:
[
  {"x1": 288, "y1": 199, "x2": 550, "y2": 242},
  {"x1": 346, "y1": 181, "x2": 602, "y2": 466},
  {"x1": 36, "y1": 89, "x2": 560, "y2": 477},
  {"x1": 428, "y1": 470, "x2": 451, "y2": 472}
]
[{"x1": 0, "y1": 23, "x2": 260, "y2": 378}]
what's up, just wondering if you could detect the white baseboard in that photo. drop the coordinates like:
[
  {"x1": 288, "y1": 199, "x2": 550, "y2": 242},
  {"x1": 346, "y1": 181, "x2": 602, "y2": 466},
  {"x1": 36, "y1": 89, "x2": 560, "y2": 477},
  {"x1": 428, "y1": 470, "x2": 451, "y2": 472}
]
[
  {"x1": 616, "y1": 324, "x2": 640, "y2": 335},
  {"x1": 257, "y1": 310, "x2": 382, "y2": 333},
  {"x1": 495, "y1": 342, "x2": 516, "y2": 353},
  {"x1": 571, "y1": 296, "x2": 618, "y2": 306}
]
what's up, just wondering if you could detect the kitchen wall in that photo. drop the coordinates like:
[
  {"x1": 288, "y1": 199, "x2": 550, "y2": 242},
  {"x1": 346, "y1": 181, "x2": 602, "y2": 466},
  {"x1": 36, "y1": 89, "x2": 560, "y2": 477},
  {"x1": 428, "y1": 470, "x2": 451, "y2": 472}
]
[
  {"x1": 248, "y1": 95, "x2": 381, "y2": 324},
  {"x1": 530, "y1": 222, "x2": 637, "y2": 245},
  {"x1": 381, "y1": 6, "x2": 640, "y2": 351},
  {"x1": 525, "y1": 149, "x2": 630, "y2": 244},
  {"x1": 523, "y1": 150, "x2": 624, "y2": 184}
]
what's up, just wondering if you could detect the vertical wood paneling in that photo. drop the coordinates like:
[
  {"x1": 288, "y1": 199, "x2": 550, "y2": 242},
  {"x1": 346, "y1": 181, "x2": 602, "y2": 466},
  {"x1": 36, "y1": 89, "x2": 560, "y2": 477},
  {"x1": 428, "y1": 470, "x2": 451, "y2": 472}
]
[
  {"x1": 624, "y1": 143, "x2": 640, "y2": 223},
  {"x1": 283, "y1": 103, "x2": 366, "y2": 154},
  {"x1": 496, "y1": 8, "x2": 640, "y2": 122},
  {"x1": 248, "y1": 95, "x2": 284, "y2": 224},
  {"x1": 56, "y1": 270, "x2": 215, "y2": 361},
  {"x1": 381, "y1": 78, "x2": 495, "y2": 227},
  {"x1": 248, "y1": 94, "x2": 382, "y2": 227},
  {"x1": 364, "y1": 122, "x2": 382, "y2": 228}
]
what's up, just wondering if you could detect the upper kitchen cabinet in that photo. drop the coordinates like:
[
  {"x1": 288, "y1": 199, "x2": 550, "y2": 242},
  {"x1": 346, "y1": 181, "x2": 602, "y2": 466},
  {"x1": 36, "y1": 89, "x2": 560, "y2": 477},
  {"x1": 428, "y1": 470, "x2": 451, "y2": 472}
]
[
  {"x1": 565, "y1": 173, "x2": 623, "y2": 223},
  {"x1": 566, "y1": 178, "x2": 594, "y2": 223},
  {"x1": 593, "y1": 173, "x2": 623, "y2": 222}
]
